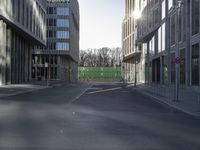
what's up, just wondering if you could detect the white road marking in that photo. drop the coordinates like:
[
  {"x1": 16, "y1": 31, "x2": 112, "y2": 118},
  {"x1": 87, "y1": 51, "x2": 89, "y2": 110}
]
[
  {"x1": 70, "y1": 84, "x2": 92, "y2": 103},
  {"x1": 87, "y1": 87, "x2": 122, "y2": 94}
]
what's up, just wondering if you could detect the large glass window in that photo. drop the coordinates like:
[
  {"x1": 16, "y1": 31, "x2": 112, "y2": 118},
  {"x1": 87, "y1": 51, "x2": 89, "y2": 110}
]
[
  {"x1": 57, "y1": 19, "x2": 69, "y2": 27},
  {"x1": 162, "y1": 0, "x2": 166, "y2": 20},
  {"x1": 158, "y1": 27, "x2": 162, "y2": 53},
  {"x1": 149, "y1": 36, "x2": 155, "y2": 55},
  {"x1": 48, "y1": 19, "x2": 56, "y2": 26},
  {"x1": 171, "y1": 53, "x2": 175, "y2": 83},
  {"x1": 56, "y1": 42, "x2": 69, "y2": 51},
  {"x1": 57, "y1": 7, "x2": 69, "y2": 16},
  {"x1": 178, "y1": 8, "x2": 182, "y2": 41},
  {"x1": 56, "y1": 31, "x2": 69, "y2": 39},
  {"x1": 156, "y1": 23, "x2": 166, "y2": 54},
  {"x1": 48, "y1": 7, "x2": 54, "y2": 14},
  {"x1": 170, "y1": 15, "x2": 175, "y2": 45},
  {"x1": 168, "y1": 0, "x2": 173, "y2": 10},
  {"x1": 180, "y1": 49, "x2": 185, "y2": 84},
  {"x1": 192, "y1": 0, "x2": 199, "y2": 35},
  {"x1": 192, "y1": 44, "x2": 199, "y2": 85},
  {"x1": 162, "y1": 23, "x2": 166, "y2": 51}
]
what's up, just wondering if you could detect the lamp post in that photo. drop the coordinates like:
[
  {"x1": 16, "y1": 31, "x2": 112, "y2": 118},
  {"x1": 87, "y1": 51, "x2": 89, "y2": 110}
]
[{"x1": 175, "y1": 0, "x2": 183, "y2": 102}]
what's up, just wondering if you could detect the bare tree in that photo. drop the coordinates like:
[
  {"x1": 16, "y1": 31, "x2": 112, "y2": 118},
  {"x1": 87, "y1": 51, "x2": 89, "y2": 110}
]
[{"x1": 79, "y1": 47, "x2": 122, "y2": 67}]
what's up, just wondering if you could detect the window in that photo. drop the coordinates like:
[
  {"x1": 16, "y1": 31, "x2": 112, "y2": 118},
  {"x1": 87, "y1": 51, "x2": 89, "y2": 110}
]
[
  {"x1": 192, "y1": 44, "x2": 199, "y2": 85},
  {"x1": 162, "y1": 23, "x2": 166, "y2": 51},
  {"x1": 56, "y1": 31, "x2": 69, "y2": 39},
  {"x1": 57, "y1": 7, "x2": 69, "y2": 15},
  {"x1": 168, "y1": 0, "x2": 173, "y2": 10},
  {"x1": 180, "y1": 49, "x2": 185, "y2": 84},
  {"x1": 170, "y1": 15, "x2": 175, "y2": 45},
  {"x1": 18, "y1": 0, "x2": 20, "y2": 22},
  {"x1": 149, "y1": 36, "x2": 155, "y2": 55},
  {"x1": 57, "y1": 19, "x2": 69, "y2": 27},
  {"x1": 178, "y1": 8, "x2": 182, "y2": 41},
  {"x1": 171, "y1": 53, "x2": 175, "y2": 83},
  {"x1": 48, "y1": 19, "x2": 56, "y2": 26},
  {"x1": 152, "y1": 36, "x2": 155, "y2": 55},
  {"x1": 48, "y1": 7, "x2": 54, "y2": 14},
  {"x1": 47, "y1": 42, "x2": 56, "y2": 49},
  {"x1": 158, "y1": 27, "x2": 162, "y2": 53},
  {"x1": 47, "y1": 30, "x2": 56, "y2": 38},
  {"x1": 162, "y1": 0, "x2": 166, "y2": 20},
  {"x1": 56, "y1": 42, "x2": 69, "y2": 51},
  {"x1": 192, "y1": 0, "x2": 199, "y2": 35},
  {"x1": 154, "y1": 8, "x2": 160, "y2": 25}
]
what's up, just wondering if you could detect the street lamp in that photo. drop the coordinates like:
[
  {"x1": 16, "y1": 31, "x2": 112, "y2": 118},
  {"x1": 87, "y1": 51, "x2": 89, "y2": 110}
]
[{"x1": 175, "y1": 0, "x2": 183, "y2": 102}]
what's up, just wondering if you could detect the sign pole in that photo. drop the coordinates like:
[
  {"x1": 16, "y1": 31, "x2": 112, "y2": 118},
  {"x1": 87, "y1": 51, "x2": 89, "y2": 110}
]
[{"x1": 175, "y1": 1, "x2": 182, "y2": 102}]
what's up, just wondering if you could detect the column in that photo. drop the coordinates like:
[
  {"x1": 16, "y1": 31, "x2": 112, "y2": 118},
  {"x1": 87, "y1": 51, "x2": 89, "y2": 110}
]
[
  {"x1": 0, "y1": 20, "x2": 3, "y2": 85},
  {"x1": 6, "y1": 28, "x2": 12, "y2": 84},
  {"x1": 0, "y1": 21, "x2": 7, "y2": 85}
]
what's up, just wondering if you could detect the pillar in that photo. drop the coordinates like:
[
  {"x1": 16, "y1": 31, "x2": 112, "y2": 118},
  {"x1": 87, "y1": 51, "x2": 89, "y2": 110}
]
[
  {"x1": 6, "y1": 28, "x2": 12, "y2": 84},
  {"x1": 0, "y1": 20, "x2": 7, "y2": 85}
]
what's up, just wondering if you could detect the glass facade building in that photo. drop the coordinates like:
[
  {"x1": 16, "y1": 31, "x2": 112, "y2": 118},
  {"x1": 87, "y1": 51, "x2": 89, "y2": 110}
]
[
  {"x1": 0, "y1": 0, "x2": 46, "y2": 85},
  {"x1": 122, "y1": 0, "x2": 200, "y2": 87},
  {"x1": 32, "y1": 0, "x2": 79, "y2": 82}
]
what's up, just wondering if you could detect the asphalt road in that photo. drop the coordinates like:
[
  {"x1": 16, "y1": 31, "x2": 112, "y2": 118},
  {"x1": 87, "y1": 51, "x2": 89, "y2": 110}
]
[{"x1": 0, "y1": 82, "x2": 200, "y2": 150}]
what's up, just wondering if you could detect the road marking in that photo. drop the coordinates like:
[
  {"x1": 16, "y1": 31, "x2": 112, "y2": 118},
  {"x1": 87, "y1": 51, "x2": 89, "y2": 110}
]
[
  {"x1": 70, "y1": 84, "x2": 92, "y2": 103},
  {"x1": 87, "y1": 87, "x2": 102, "y2": 90},
  {"x1": 87, "y1": 87, "x2": 122, "y2": 94}
]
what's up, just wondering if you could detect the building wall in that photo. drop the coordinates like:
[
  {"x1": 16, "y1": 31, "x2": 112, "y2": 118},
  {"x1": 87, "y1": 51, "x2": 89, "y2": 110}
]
[
  {"x1": 122, "y1": 0, "x2": 145, "y2": 83},
  {"x1": 32, "y1": 0, "x2": 79, "y2": 82},
  {"x1": 135, "y1": 0, "x2": 200, "y2": 88},
  {"x1": 0, "y1": 0, "x2": 46, "y2": 85}
]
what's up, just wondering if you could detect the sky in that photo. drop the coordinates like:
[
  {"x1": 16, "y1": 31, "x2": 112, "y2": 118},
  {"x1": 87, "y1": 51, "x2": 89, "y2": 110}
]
[{"x1": 78, "y1": 0, "x2": 125, "y2": 50}]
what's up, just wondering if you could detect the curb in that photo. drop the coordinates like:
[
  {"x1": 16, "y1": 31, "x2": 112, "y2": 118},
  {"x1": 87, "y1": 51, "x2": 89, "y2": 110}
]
[
  {"x1": 134, "y1": 88, "x2": 200, "y2": 117},
  {"x1": 0, "y1": 82, "x2": 80, "y2": 98},
  {"x1": 0, "y1": 86, "x2": 49, "y2": 98}
]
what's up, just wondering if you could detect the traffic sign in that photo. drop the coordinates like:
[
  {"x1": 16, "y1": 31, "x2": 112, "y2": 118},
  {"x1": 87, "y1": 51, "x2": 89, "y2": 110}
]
[{"x1": 175, "y1": 57, "x2": 181, "y2": 64}]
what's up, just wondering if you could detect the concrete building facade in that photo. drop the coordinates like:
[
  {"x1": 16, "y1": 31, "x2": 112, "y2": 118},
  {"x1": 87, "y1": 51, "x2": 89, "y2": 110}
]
[
  {"x1": 122, "y1": 0, "x2": 146, "y2": 83},
  {"x1": 32, "y1": 0, "x2": 79, "y2": 82},
  {"x1": 123, "y1": 0, "x2": 200, "y2": 88},
  {"x1": 0, "y1": 0, "x2": 46, "y2": 85}
]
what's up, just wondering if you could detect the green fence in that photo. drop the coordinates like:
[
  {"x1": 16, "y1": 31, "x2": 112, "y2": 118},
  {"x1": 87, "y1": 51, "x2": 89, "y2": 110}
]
[{"x1": 78, "y1": 67, "x2": 121, "y2": 81}]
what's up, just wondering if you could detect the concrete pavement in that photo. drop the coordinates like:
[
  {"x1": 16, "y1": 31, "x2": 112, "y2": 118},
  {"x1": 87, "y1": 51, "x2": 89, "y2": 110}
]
[
  {"x1": 0, "y1": 80, "x2": 75, "y2": 98},
  {"x1": 134, "y1": 83, "x2": 200, "y2": 117},
  {"x1": 0, "y1": 82, "x2": 200, "y2": 149}
]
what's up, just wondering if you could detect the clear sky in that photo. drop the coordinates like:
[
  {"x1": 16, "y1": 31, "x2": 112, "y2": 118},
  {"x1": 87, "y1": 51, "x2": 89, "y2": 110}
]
[{"x1": 78, "y1": 0, "x2": 125, "y2": 50}]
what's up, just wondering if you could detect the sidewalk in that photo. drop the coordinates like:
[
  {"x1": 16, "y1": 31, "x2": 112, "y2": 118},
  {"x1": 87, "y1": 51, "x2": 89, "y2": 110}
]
[
  {"x1": 129, "y1": 83, "x2": 200, "y2": 117},
  {"x1": 0, "y1": 80, "x2": 70, "y2": 98}
]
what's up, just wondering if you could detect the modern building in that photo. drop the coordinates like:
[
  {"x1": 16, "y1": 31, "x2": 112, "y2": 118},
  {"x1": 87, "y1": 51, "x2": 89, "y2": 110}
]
[
  {"x1": 122, "y1": 0, "x2": 146, "y2": 83},
  {"x1": 0, "y1": 0, "x2": 46, "y2": 85},
  {"x1": 32, "y1": 0, "x2": 79, "y2": 82},
  {"x1": 123, "y1": 0, "x2": 200, "y2": 88}
]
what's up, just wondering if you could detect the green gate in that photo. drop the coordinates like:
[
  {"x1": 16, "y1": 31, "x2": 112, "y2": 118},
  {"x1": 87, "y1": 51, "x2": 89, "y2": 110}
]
[{"x1": 78, "y1": 67, "x2": 121, "y2": 82}]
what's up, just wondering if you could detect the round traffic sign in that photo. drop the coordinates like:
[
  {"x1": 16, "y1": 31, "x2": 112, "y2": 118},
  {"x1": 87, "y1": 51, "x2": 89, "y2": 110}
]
[{"x1": 175, "y1": 57, "x2": 181, "y2": 64}]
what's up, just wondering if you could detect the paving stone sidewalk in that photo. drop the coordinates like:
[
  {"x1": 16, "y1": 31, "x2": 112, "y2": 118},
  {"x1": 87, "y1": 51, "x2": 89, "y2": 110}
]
[
  {"x1": 0, "y1": 80, "x2": 70, "y2": 98},
  {"x1": 128, "y1": 83, "x2": 200, "y2": 117}
]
